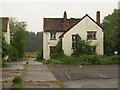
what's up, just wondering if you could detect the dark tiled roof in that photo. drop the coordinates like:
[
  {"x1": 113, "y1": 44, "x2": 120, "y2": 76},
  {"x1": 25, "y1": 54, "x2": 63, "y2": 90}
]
[
  {"x1": 43, "y1": 18, "x2": 81, "y2": 32},
  {"x1": 0, "y1": 17, "x2": 9, "y2": 32}
]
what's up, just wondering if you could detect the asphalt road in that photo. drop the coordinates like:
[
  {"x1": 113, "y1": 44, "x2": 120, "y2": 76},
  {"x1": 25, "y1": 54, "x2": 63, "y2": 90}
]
[{"x1": 48, "y1": 65, "x2": 118, "y2": 88}]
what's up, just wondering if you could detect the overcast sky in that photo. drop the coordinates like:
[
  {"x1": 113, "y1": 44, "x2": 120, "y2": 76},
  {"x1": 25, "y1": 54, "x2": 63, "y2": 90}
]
[{"x1": 1, "y1": 0, "x2": 119, "y2": 33}]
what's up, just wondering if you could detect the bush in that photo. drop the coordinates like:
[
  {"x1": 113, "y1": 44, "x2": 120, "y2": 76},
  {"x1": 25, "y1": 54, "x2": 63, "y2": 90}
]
[
  {"x1": 43, "y1": 55, "x2": 120, "y2": 65},
  {"x1": 12, "y1": 75, "x2": 23, "y2": 89},
  {"x1": 72, "y1": 34, "x2": 96, "y2": 56},
  {"x1": 12, "y1": 84, "x2": 22, "y2": 90},
  {"x1": 110, "y1": 55, "x2": 120, "y2": 64},
  {"x1": 0, "y1": 59, "x2": 6, "y2": 67},
  {"x1": 50, "y1": 40, "x2": 64, "y2": 59},
  {"x1": 2, "y1": 39, "x2": 18, "y2": 62},
  {"x1": 13, "y1": 75, "x2": 23, "y2": 84},
  {"x1": 36, "y1": 50, "x2": 43, "y2": 62},
  {"x1": 2, "y1": 40, "x2": 9, "y2": 58},
  {"x1": 8, "y1": 45, "x2": 18, "y2": 61}
]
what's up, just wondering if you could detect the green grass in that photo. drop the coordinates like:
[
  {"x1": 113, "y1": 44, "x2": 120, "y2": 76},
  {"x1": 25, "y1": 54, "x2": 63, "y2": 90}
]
[{"x1": 43, "y1": 55, "x2": 120, "y2": 65}]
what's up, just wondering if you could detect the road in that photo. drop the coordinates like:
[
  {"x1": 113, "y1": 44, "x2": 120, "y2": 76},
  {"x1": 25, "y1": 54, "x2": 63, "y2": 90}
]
[{"x1": 48, "y1": 64, "x2": 118, "y2": 88}]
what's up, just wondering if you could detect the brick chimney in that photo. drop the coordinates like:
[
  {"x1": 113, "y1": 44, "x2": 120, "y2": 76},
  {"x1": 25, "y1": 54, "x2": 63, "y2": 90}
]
[
  {"x1": 63, "y1": 11, "x2": 70, "y2": 31},
  {"x1": 96, "y1": 11, "x2": 100, "y2": 24},
  {"x1": 63, "y1": 11, "x2": 67, "y2": 21}
]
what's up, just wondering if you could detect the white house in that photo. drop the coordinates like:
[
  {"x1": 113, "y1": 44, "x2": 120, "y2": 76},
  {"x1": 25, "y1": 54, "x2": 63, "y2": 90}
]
[
  {"x1": 43, "y1": 11, "x2": 103, "y2": 60},
  {"x1": 0, "y1": 17, "x2": 10, "y2": 44}
]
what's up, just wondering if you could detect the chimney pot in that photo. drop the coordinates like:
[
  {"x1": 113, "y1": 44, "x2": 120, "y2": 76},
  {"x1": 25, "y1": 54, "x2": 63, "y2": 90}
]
[
  {"x1": 96, "y1": 11, "x2": 100, "y2": 24},
  {"x1": 63, "y1": 11, "x2": 67, "y2": 21}
]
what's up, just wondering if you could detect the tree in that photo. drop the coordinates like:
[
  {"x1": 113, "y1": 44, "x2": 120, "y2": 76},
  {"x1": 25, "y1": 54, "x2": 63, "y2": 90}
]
[
  {"x1": 9, "y1": 18, "x2": 27, "y2": 58},
  {"x1": 25, "y1": 31, "x2": 43, "y2": 52},
  {"x1": 102, "y1": 9, "x2": 120, "y2": 55},
  {"x1": 72, "y1": 34, "x2": 96, "y2": 56}
]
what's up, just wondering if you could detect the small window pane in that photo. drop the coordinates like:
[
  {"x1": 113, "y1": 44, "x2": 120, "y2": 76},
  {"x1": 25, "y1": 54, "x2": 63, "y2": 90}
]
[
  {"x1": 50, "y1": 32, "x2": 56, "y2": 40},
  {"x1": 87, "y1": 31, "x2": 96, "y2": 40}
]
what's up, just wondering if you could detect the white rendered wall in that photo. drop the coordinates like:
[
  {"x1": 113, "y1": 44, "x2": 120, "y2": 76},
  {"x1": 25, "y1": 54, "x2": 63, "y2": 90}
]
[
  {"x1": 43, "y1": 32, "x2": 63, "y2": 59},
  {"x1": 62, "y1": 16, "x2": 103, "y2": 56},
  {"x1": 4, "y1": 23, "x2": 10, "y2": 44}
]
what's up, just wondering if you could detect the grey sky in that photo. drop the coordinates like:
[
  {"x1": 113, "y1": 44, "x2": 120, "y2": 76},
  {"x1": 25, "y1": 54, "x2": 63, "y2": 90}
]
[{"x1": 1, "y1": 0, "x2": 119, "y2": 33}]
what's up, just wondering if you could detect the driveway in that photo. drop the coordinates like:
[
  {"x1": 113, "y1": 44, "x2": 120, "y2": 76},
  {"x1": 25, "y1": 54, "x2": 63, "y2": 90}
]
[
  {"x1": 48, "y1": 65, "x2": 118, "y2": 88},
  {"x1": 2, "y1": 58, "x2": 60, "y2": 88},
  {"x1": 23, "y1": 59, "x2": 59, "y2": 88},
  {"x1": 2, "y1": 59, "x2": 27, "y2": 88}
]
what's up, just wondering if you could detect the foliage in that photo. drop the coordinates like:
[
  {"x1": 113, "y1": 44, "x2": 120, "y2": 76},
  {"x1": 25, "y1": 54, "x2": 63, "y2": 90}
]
[
  {"x1": 72, "y1": 34, "x2": 96, "y2": 56},
  {"x1": 13, "y1": 75, "x2": 23, "y2": 84},
  {"x1": 102, "y1": 9, "x2": 120, "y2": 55},
  {"x1": 12, "y1": 75, "x2": 23, "y2": 89},
  {"x1": 36, "y1": 49, "x2": 43, "y2": 62},
  {"x1": 50, "y1": 39, "x2": 64, "y2": 59},
  {"x1": 43, "y1": 55, "x2": 120, "y2": 65},
  {"x1": 25, "y1": 31, "x2": 43, "y2": 52},
  {"x1": 10, "y1": 18, "x2": 27, "y2": 58},
  {"x1": 0, "y1": 24, "x2": 2, "y2": 64},
  {"x1": 2, "y1": 38, "x2": 9, "y2": 58},
  {"x1": 2, "y1": 36, "x2": 18, "y2": 64},
  {"x1": 2, "y1": 40, "x2": 8, "y2": 66}
]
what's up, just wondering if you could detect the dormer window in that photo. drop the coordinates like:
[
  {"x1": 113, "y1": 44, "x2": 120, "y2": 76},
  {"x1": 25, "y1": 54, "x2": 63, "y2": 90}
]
[
  {"x1": 87, "y1": 31, "x2": 97, "y2": 40},
  {"x1": 50, "y1": 32, "x2": 56, "y2": 40}
]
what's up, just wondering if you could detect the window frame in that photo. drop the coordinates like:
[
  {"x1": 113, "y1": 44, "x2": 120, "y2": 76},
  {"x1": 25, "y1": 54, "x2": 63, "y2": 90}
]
[
  {"x1": 87, "y1": 31, "x2": 97, "y2": 40},
  {"x1": 72, "y1": 34, "x2": 77, "y2": 49},
  {"x1": 50, "y1": 32, "x2": 56, "y2": 40}
]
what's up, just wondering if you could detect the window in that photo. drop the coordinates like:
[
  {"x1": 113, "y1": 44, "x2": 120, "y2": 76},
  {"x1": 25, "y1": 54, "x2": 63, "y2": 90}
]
[
  {"x1": 87, "y1": 31, "x2": 97, "y2": 40},
  {"x1": 50, "y1": 32, "x2": 56, "y2": 40},
  {"x1": 72, "y1": 35, "x2": 77, "y2": 48}
]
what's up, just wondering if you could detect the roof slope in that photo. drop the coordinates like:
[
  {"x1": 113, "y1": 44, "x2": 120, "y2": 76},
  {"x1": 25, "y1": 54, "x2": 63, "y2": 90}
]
[{"x1": 43, "y1": 18, "x2": 81, "y2": 32}]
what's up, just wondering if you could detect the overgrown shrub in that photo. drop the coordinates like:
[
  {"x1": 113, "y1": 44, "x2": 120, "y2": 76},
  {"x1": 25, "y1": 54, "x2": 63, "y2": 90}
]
[
  {"x1": 43, "y1": 55, "x2": 120, "y2": 65},
  {"x1": 13, "y1": 75, "x2": 22, "y2": 84},
  {"x1": 50, "y1": 40, "x2": 64, "y2": 59},
  {"x1": 2, "y1": 38, "x2": 18, "y2": 62},
  {"x1": 72, "y1": 34, "x2": 96, "y2": 56},
  {"x1": 0, "y1": 58, "x2": 5, "y2": 67},
  {"x1": 36, "y1": 50, "x2": 43, "y2": 62},
  {"x1": 2, "y1": 40, "x2": 9, "y2": 58},
  {"x1": 12, "y1": 75, "x2": 23, "y2": 89}
]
